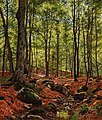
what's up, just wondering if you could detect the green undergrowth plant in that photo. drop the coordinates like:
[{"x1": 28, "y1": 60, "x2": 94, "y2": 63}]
[
  {"x1": 56, "y1": 111, "x2": 69, "y2": 120},
  {"x1": 95, "y1": 103, "x2": 102, "y2": 115},
  {"x1": 2, "y1": 77, "x2": 11, "y2": 83},
  {"x1": 70, "y1": 112, "x2": 79, "y2": 120},
  {"x1": 79, "y1": 103, "x2": 89, "y2": 115}
]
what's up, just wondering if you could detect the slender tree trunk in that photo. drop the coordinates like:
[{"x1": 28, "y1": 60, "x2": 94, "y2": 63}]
[
  {"x1": 95, "y1": 7, "x2": 99, "y2": 77},
  {"x1": 48, "y1": 21, "x2": 52, "y2": 75},
  {"x1": 89, "y1": 8, "x2": 93, "y2": 77},
  {"x1": 77, "y1": 0, "x2": 80, "y2": 77},
  {"x1": 82, "y1": 17, "x2": 87, "y2": 75},
  {"x1": 44, "y1": 16, "x2": 49, "y2": 76},
  {"x1": 27, "y1": 13, "x2": 32, "y2": 78},
  {"x1": 56, "y1": 20, "x2": 59, "y2": 77},
  {"x1": 86, "y1": 6, "x2": 91, "y2": 86},
  {"x1": 35, "y1": 36, "x2": 38, "y2": 74},
  {"x1": 73, "y1": 0, "x2": 77, "y2": 81},
  {"x1": 29, "y1": 13, "x2": 32, "y2": 67},
  {"x1": 0, "y1": 1, "x2": 14, "y2": 76}
]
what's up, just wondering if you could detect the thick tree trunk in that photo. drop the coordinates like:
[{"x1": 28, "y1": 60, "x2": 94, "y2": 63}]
[{"x1": 11, "y1": 0, "x2": 25, "y2": 81}]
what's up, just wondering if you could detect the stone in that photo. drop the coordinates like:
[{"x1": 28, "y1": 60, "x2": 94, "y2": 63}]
[
  {"x1": 74, "y1": 93, "x2": 87, "y2": 101},
  {"x1": 17, "y1": 88, "x2": 42, "y2": 106}
]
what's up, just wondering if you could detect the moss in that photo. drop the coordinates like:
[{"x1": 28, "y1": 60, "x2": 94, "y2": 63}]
[{"x1": 56, "y1": 111, "x2": 69, "y2": 120}]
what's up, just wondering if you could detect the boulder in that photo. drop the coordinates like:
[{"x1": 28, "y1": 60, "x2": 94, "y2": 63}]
[
  {"x1": 17, "y1": 88, "x2": 42, "y2": 106},
  {"x1": 45, "y1": 82, "x2": 70, "y2": 97},
  {"x1": 74, "y1": 92, "x2": 87, "y2": 101}
]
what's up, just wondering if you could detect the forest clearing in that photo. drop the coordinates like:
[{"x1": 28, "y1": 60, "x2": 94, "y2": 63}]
[{"x1": 0, "y1": 0, "x2": 102, "y2": 120}]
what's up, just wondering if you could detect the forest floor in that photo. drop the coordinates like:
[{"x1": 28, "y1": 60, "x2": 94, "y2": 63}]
[{"x1": 0, "y1": 72, "x2": 102, "y2": 120}]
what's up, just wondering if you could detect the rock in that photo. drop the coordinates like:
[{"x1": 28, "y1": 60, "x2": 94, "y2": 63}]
[
  {"x1": 54, "y1": 84, "x2": 70, "y2": 97},
  {"x1": 45, "y1": 82, "x2": 70, "y2": 97},
  {"x1": 25, "y1": 82, "x2": 35, "y2": 89},
  {"x1": 29, "y1": 108, "x2": 46, "y2": 116},
  {"x1": 41, "y1": 80, "x2": 53, "y2": 84},
  {"x1": 77, "y1": 85, "x2": 88, "y2": 92},
  {"x1": 29, "y1": 78, "x2": 38, "y2": 84},
  {"x1": 44, "y1": 102, "x2": 57, "y2": 112},
  {"x1": 14, "y1": 79, "x2": 25, "y2": 91},
  {"x1": 74, "y1": 93, "x2": 87, "y2": 101},
  {"x1": 17, "y1": 88, "x2": 42, "y2": 106}
]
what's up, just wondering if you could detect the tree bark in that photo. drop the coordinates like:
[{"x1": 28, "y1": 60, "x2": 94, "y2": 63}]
[
  {"x1": 11, "y1": 0, "x2": 25, "y2": 81},
  {"x1": 56, "y1": 20, "x2": 59, "y2": 77},
  {"x1": 73, "y1": 0, "x2": 78, "y2": 81},
  {"x1": 95, "y1": 6, "x2": 99, "y2": 77},
  {"x1": 0, "y1": 1, "x2": 14, "y2": 76},
  {"x1": 77, "y1": 0, "x2": 80, "y2": 77}
]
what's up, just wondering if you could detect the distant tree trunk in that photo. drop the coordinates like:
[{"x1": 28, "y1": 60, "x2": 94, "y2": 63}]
[
  {"x1": 32, "y1": 51, "x2": 34, "y2": 66},
  {"x1": 66, "y1": 47, "x2": 68, "y2": 75},
  {"x1": 64, "y1": 19, "x2": 68, "y2": 75},
  {"x1": 48, "y1": 21, "x2": 52, "y2": 75},
  {"x1": 10, "y1": 0, "x2": 25, "y2": 81},
  {"x1": 95, "y1": 7, "x2": 99, "y2": 77},
  {"x1": 73, "y1": 0, "x2": 78, "y2": 81},
  {"x1": 44, "y1": 16, "x2": 49, "y2": 76},
  {"x1": 35, "y1": 36, "x2": 38, "y2": 74},
  {"x1": 29, "y1": 13, "x2": 32, "y2": 67},
  {"x1": 86, "y1": 6, "x2": 91, "y2": 86},
  {"x1": 77, "y1": 0, "x2": 80, "y2": 77},
  {"x1": 56, "y1": 20, "x2": 60, "y2": 77},
  {"x1": 89, "y1": 8, "x2": 93, "y2": 77},
  {"x1": 82, "y1": 17, "x2": 87, "y2": 75},
  {"x1": 0, "y1": 1, "x2": 14, "y2": 76},
  {"x1": 27, "y1": 13, "x2": 32, "y2": 78},
  {"x1": 51, "y1": 52, "x2": 55, "y2": 75}
]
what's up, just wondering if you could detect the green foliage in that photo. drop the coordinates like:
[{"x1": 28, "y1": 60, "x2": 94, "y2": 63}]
[
  {"x1": 95, "y1": 103, "x2": 102, "y2": 115},
  {"x1": 56, "y1": 111, "x2": 69, "y2": 120},
  {"x1": 70, "y1": 112, "x2": 79, "y2": 120},
  {"x1": 2, "y1": 77, "x2": 11, "y2": 83},
  {"x1": 79, "y1": 103, "x2": 89, "y2": 115}
]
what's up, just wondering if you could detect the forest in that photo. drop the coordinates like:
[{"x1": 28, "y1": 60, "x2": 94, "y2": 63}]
[{"x1": 0, "y1": 0, "x2": 102, "y2": 120}]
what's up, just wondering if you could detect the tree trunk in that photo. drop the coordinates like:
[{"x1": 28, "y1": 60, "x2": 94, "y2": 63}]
[
  {"x1": 56, "y1": 20, "x2": 59, "y2": 77},
  {"x1": 24, "y1": 0, "x2": 29, "y2": 75},
  {"x1": 82, "y1": 17, "x2": 87, "y2": 75},
  {"x1": 89, "y1": 8, "x2": 93, "y2": 77},
  {"x1": 11, "y1": 0, "x2": 25, "y2": 81},
  {"x1": 95, "y1": 6, "x2": 99, "y2": 77},
  {"x1": 77, "y1": 0, "x2": 80, "y2": 77},
  {"x1": 44, "y1": 15, "x2": 49, "y2": 77},
  {"x1": 0, "y1": 1, "x2": 14, "y2": 76},
  {"x1": 73, "y1": 0, "x2": 78, "y2": 81}
]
